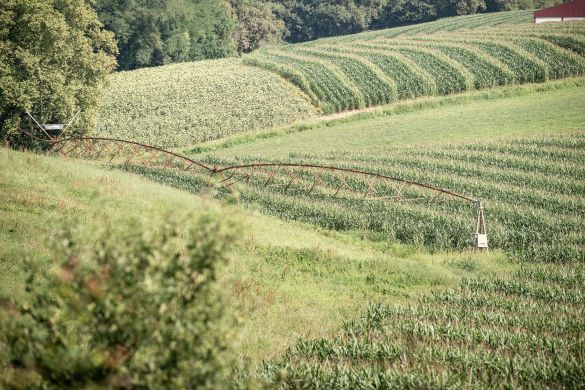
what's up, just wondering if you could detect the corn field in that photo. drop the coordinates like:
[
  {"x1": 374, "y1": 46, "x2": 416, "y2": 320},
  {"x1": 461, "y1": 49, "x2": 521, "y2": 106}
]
[
  {"x1": 246, "y1": 21, "x2": 585, "y2": 113},
  {"x1": 260, "y1": 261, "x2": 585, "y2": 388},
  {"x1": 117, "y1": 132, "x2": 585, "y2": 263},
  {"x1": 96, "y1": 59, "x2": 317, "y2": 148}
]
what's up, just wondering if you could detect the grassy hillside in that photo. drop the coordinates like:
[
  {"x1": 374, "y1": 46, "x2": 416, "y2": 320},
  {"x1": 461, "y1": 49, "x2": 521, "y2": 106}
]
[
  {"x1": 96, "y1": 59, "x2": 318, "y2": 148},
  {"x1": 0, "y1": 149, "x2": 507, "y2": 361},
  {"x1": 247, "y1": 21, "x2": 585, "y2": 113},
  {"x1": 161, "y1": 76, "x2": 583, "y2": 386},
  {"x1": 95, "y1": 12, "x2": 582, "y2": 148},
  {"x1": 4, "y1": 61, "x2": 584, "y2": 386},
  {"x1": 5, "y1": 8, "x2": 585, "y2": 386}
]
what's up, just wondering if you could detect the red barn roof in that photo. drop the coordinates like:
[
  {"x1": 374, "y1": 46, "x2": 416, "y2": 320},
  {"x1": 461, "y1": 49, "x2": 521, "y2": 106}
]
[{"x1": 534, "y1": 0, "x2": 585, "y2": 18}]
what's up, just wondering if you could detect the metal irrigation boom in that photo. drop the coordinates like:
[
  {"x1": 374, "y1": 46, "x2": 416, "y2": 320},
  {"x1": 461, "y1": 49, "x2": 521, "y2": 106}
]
[{"x1": 21, "y1": 129, "x2": 489, "y2": 250}]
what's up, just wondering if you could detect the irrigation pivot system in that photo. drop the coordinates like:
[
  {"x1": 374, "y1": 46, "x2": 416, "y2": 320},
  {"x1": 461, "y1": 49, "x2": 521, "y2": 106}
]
[{"x1": 21, "y1": 121, "x2": 489, "y2": 251}]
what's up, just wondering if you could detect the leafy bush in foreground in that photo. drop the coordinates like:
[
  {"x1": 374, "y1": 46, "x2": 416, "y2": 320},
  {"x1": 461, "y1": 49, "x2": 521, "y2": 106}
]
[{"x1": 0, "y1": 213, "x2": 238, "y2": 388}]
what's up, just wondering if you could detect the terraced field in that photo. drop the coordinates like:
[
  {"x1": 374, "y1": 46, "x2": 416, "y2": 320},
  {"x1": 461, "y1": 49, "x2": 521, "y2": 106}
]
[
  {"x1": 96, "y1": 12, "x2": 584, "y2": 148},
  {"x1": 246, "y1": 20, "x2": 585, "y2": 113}
]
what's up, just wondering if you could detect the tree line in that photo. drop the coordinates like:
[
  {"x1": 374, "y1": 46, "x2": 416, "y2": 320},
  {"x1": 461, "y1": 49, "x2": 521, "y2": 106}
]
[{"x1": 97, "y1": 0, "x2": 569, "y2": 70}]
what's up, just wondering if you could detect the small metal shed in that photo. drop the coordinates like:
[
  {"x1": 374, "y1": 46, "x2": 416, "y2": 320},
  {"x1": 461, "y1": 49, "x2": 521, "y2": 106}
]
[{"x1": 534, "y1": 0, "x2": 585, "y2": 23}]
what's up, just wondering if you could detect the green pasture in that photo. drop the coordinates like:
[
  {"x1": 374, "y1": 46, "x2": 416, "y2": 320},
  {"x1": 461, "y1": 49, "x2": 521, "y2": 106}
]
[{"x1": 189, "y1": 78, "x2": 585, "y2": 159}]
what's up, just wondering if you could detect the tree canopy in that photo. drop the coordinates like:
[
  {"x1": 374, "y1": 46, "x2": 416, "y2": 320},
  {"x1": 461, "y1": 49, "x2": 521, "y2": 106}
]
[
  {"x1": 96, "y1": 0, "x2": 235, "y2": 70},
  {"x1": 0, "y1": 0, "x2": 117, "y2": 144},
  {"x1": 273, "y1": 0, "x2": 568, "y2": 42},
  {"x1": 228, "y1": 0, "x2": 285, "y2": 54}
]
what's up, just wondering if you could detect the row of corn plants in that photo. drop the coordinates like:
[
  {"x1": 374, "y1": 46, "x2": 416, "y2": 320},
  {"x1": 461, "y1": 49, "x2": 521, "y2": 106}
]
[
  {"x1": 258, "y1": 260, "x2": 585, "y2": 388},
  {"x1": 123, "y1": 132, "x2": 585, "y2": 263},
  {"x1": 293, "y1": 48, "x2": 398, "y2": 107},
  {"x1": 247, "y1": 22, "x2": 585, "y2": 113}
]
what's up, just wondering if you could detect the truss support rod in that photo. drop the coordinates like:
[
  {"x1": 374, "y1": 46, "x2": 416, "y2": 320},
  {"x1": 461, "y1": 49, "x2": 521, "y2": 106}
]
[
  {"x1": 108, "y1": 142, "x2": 125, "y2": 163},
  {"x1": 307, "y1": 175, "x2": 322, "y2": 195},
  {"x1": 60, "y1": 110, "x2": 81, "y2": 138},
  {"x1": 124, "y1": 145, "x2": 142, "y2": 164},
  {"x1": 63, "y1": 140, "x2": 82, "y2": 156},
  {"x1": 52, "y1": 136, "x2": 212, "y2": 172},
  {"x1": 80, "y1": 139, "x2": 97, "y2": 159},
  {"x1": 284, "y1": 175, "x2": 297, "y2": 192},
  {"x1": 144, "y1": 149, "x2": 159, "y2": 166},
  {"x1": 215, "y1": 163, "x2": 476, "y2": 203},
  {"x1": 26, "y1": 112, "x2": 53, "y2": 141},
  {"x1": 93, "y1": 140, "x2": 111, "y2": 160},
  {"x1": 264, "y1": 172, "x2": 275, "y2": 188}
]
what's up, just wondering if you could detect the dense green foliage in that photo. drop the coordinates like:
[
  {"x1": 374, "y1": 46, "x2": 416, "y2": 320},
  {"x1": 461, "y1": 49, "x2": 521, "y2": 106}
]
[
  {"x1": 96, "y1": 0, "x2": 234, "y2": 70},
  {"x1": 0, "y1": 0, "x2": 117, "y2": 144},
  {"x1": 246, "y1": 20, "x2": 585, "y2": 113},
  {"x1": 264, "y1": 262, "x2": 585, "y2": 387},
  {"x1": 228, "y1": 0, "x2": 286, "y2": 54},
  {"x1": 273, "y1": 0, "x2": 567, "y2": 43},
  {"x1": 93, "y1": 0, "x2": 571, "y2": 70},
  {"x1": 0, "y1": 213, "x2": 239, "y2": 388},
  {"x1": 96, "y1": 58, "x2": 317, "y2": 147}
]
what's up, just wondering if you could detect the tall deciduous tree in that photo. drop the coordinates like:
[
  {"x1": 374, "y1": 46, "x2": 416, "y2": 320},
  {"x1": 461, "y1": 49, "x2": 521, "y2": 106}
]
[
  {"x1": 0, "y1": 0, "x2": 117, "y2": 144},
  {"x1": 435, "y1": 0, "x2": 487, "y2": 16},
  {"x1": 228, "y1": 0, "x2": 285, "y2": 54},
  {"x1": 273, "y1": 0, "x2": 386, "y2": 43}
]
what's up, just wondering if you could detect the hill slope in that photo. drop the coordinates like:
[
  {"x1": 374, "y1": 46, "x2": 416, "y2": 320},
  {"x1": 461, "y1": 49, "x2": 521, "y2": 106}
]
[
  {"x1": 174, "y1": 81, "x2": 585, "y2": 263},
  {"x1": 95, "y1": 11, "x2": 575, "y2": 148},
  {"x1": 97, "y1": 59, "x2": 318, "y2": 148},
  {"x1": 1, "y1": 148, "x2": 503, "y2": 360},
  {"x1": 247, "y1": 21, "x2": 585, "y2": 113}
]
